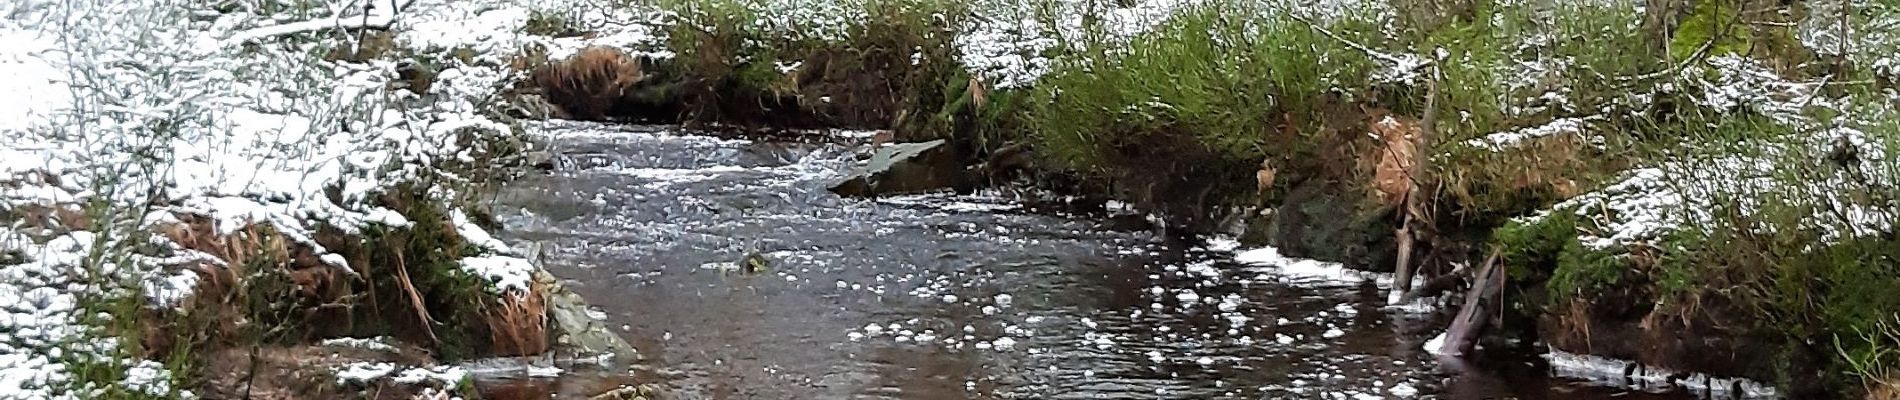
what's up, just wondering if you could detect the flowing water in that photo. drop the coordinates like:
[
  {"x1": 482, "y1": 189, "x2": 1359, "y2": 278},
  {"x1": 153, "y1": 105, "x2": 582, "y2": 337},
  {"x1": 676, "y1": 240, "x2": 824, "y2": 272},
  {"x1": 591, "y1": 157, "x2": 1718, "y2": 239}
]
[{"x1": 487, "y1": 122, "x2": 1721, "y2": 399}]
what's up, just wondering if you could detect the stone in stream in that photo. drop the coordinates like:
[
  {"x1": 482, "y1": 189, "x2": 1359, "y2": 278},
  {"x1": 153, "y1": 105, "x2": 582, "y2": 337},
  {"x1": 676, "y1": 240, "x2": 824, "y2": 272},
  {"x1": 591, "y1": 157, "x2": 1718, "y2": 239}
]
[
  {"x1": 537, "y1": 269, "x2": 641, "y2": 365},
  {"x1": 830, "y1": 139, "x2": 976, "y2": 197},
  {"x1": 523, "y1": 150, "x2": 559, "y2": 171}
]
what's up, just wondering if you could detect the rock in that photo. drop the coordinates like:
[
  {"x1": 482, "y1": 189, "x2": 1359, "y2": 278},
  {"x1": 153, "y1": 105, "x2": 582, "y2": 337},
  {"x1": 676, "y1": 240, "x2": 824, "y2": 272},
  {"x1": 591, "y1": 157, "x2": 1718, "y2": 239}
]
[
  {"x1": 741, "y1": 251, "x2": 770, "y2": 274},
  {"x1": 523, "y1": 151, "x2": 558, "y2": 171},
  {"x1": 537, "y1": 270, "x2": 640, "y2": 365},
  {"x1": 830, "y1": 139, "x2": 975, "y2": 197},
  {"x1": 590, "y1": 384, "x2": 661, "y2": 400}
]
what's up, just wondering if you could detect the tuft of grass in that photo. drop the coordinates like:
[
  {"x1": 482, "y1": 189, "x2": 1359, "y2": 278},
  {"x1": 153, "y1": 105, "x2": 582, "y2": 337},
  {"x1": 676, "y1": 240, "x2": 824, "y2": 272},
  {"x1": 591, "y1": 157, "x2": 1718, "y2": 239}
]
[{"x1": 1028, "y1": 2, "x2": 1378, "y2": 178}]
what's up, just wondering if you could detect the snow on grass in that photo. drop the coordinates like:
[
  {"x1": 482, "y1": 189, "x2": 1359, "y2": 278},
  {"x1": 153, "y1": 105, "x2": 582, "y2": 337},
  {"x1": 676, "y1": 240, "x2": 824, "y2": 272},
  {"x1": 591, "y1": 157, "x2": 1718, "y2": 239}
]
[
  {"x1": 459, "y1": 256, "x2": 536, "y2": 294},
  {"x1": 0, "y1": 229, "x2": 184, "y2": 399},
  {"x1": 1526, "y1": 56, "x2": 1896, "y2": 252},
  {"x1": 0, "y1": 25, "x2": 68, "y2": 136},
  {"x1": 1461, "y1": 117, "x2": 1587, "y2": 152},
  {"x1": 0, "y1": 0, "x2": 603, "y2": 396},
  {"x1": 1689, "y1": 55, "x2": 1831, "y2": 125},
  {"x1": 956, "y1": 0, "x2": 1398, "y2": 89},
  {"x1": 400, "y1": 0, "x2": 671, "y2": 62},
  {"x1": 1797, "y1": 0, "x2": 1900, "y2": 80},
  {"x1": 956, "y1": 14, "x2": 1057, "y2": 89}
]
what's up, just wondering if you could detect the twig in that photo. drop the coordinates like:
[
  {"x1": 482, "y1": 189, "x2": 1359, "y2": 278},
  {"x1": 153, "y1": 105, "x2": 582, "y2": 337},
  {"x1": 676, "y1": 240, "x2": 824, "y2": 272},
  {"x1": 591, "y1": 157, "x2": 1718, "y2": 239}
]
[{"x1": 1283, "y1": 11, "x2": 1429, "y2": 69}]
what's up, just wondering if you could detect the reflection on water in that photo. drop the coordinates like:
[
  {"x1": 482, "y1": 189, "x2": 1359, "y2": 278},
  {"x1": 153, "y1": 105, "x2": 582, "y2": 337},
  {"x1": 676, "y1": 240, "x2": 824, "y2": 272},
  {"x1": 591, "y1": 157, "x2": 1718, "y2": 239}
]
[{"x1": 490, "y1": 122, "x2": 1727, "y2": 400}]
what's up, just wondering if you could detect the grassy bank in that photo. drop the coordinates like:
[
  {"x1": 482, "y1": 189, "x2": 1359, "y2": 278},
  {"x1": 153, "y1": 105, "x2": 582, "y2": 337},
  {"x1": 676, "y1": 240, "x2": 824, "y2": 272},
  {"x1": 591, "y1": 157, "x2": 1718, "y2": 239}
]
[{"x1": 514, "y1": 0, "x2": 1900, "y2": 396}]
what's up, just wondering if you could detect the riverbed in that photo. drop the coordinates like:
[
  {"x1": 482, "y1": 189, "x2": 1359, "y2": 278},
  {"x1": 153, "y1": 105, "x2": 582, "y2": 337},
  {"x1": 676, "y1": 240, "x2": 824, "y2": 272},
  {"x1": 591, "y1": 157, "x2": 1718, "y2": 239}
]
[{"x1": 488, "y1": 121, "x2": 1725, "y2": 399}]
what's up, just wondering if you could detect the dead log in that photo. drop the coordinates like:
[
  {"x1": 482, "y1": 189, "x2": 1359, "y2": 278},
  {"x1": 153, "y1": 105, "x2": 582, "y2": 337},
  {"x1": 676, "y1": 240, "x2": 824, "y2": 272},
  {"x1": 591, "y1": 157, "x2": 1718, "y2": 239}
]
[
  {"x1": 1389, "y1": 65, "x2": 1441, "y2": 305},
  {"x1": 1437, "y1": 249, "x2": 1504, "y2": 357},
  {"x1": 1398, "y1": 250, "x2": 1494, "y2": 304}
]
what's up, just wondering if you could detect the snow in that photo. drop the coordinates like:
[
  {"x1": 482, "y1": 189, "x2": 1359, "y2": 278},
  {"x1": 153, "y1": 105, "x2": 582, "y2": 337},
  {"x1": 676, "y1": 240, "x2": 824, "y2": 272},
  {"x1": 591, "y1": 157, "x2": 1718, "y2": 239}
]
[
  {"x1": 0, "y1": 0, "x2": 595, "y2": 395},
  {"x1": 453, "y1": 209, "x2": 512, "y2": 254},
  {"x1": 1523, "y1": 56, "x2": 1897, "y2": 254},
  {"x1": 333, "y1": 362, "x2": 401, "y2": 384},
  {"x1": 1462, "y1": 118, "x2": 1587, "y2": 152},
  {"x1": 1544, "y1": 349, "x2": 1779, "y2": 399},
  {"x1": 459, "y1": 256, "x2": 536, "y2": 294},
  {"x1": 320, "y1": 337, "x2": 399, "y2": 353},
  {"x1": 1420, "y1": 332, "x2": 1448, "y2": 356}
]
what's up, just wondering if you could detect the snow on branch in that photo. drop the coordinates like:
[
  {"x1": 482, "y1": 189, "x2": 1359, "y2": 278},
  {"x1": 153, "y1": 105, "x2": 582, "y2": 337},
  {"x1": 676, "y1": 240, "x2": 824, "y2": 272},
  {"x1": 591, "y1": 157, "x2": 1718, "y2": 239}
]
[{"x1": 223, "y1": 0, "x2": 411, "y2": 45}]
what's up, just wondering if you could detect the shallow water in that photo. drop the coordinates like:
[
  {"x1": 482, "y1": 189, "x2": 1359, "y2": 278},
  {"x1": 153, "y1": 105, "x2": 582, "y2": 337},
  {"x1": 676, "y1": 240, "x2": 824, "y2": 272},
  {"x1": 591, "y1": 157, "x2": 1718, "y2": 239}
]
[{"x1": 488, "y1": 122, "x2": 1731, "y2": 399}]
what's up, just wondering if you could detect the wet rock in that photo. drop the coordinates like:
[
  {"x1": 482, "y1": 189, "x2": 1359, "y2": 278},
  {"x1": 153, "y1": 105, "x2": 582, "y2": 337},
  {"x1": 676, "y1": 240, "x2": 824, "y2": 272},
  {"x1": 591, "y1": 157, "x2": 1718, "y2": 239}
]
[
  {"x1": 741, "y1": 251, "x2": 770, "y2": 274},
  {"x1": 538, "y1": 270, "x2": 641, "y2": 365},
  {"x1": 830, "y1": 139, "x2": 976, "y2": 197},
  {"x1": 524, "y1": 150, "x2": 558, "y2": 171},
  {"x1": 590, "y1": 384, "x2": 661, "y2": 400}
]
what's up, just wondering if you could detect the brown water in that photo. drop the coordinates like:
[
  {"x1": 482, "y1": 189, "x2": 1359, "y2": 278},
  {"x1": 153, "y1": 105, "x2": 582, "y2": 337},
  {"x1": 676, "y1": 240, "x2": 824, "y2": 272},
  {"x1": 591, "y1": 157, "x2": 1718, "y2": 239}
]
[{"x1": 486, "y1": 122, "x2": 1735, "y2": 400}]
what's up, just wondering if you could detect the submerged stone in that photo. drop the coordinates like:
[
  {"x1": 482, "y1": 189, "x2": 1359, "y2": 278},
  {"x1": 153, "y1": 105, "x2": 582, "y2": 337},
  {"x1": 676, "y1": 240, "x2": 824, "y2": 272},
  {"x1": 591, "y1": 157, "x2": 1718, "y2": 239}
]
[{"x1": 537, "y1": 270, "x2": 641, "y2": 365}]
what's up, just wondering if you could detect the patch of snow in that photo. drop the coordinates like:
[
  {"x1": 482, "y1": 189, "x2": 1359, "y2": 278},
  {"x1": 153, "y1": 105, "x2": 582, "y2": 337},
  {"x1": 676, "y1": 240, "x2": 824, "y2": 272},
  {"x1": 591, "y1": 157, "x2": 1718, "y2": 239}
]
[
  {"x1": 453, "y1": 210, "x2": 512, "y2": 254},
  {"x1": 1462, "y1": 118, "x2": 1587, "y2": 152},
  {"x1": 459, "y1": 256, "x2": 536, "y2": 294},
  {"x1": 321, "y1": 337, "x2": 398, "y2": 353},
  {"x1": 1421, "y1": 332, "x2": 1448, "y2": 356},
  {"x1": 334, "y1": 362, "x2": 401, "y2": 384},
  {"x1": 1545, "y1": 349, "x2": 1779, "y2": 399},
  {"x1": 391, "y1": 365, "x2": 469, "y2": 386}
]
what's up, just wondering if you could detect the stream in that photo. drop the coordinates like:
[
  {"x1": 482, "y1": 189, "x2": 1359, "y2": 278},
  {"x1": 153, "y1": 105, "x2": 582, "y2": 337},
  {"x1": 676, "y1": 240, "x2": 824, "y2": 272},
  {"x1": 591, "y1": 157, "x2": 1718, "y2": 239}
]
[{"x1": 487, "y1": 121, "x2": 1722, "y2": 399}]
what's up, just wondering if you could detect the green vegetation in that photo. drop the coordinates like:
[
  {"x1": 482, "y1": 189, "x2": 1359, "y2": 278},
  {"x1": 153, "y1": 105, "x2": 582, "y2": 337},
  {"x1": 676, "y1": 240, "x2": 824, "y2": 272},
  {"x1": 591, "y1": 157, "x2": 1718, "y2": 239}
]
[
  {"x1": 1030, "y1": 3, "x2": 1378, "y2": 177},
  {"x1": 1670, "y1": 0, "x2": 1752, "y2": 62}
]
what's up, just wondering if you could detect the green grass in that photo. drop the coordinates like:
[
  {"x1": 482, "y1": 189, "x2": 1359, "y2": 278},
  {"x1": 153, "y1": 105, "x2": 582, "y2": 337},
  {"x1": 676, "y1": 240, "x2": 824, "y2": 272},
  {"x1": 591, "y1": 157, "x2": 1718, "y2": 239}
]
[{"x1": 1028, "y1": 2, "x2": 1379, "y2": 178}]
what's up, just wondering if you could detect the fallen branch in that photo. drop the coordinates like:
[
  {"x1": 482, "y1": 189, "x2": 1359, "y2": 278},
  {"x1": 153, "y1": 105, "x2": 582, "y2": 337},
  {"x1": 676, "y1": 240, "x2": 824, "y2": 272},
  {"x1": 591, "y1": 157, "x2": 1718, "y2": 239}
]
[
  {"x1": 394, "y1": 251, "x2": 440, "y2": 345},
  {"x1": 222, "y1": 0, "x2": 410, "y2": 46},
  {"x1": 1397, "y1": 249, "x2": 1493, "y2": 304},
  {"x1": 1436, "y1": 248, "x2": 1506, "y2": 357}
]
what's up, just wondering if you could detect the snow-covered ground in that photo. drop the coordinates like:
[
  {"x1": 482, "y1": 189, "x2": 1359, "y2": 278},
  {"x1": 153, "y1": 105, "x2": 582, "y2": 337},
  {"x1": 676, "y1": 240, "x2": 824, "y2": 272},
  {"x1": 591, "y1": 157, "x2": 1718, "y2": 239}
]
[
  {"x1": 0, "y1": 0, "x2": 657, "y2": 397},
  {"x1": 1522, "y1": 55, "x2": 1897, "y2": 254}
]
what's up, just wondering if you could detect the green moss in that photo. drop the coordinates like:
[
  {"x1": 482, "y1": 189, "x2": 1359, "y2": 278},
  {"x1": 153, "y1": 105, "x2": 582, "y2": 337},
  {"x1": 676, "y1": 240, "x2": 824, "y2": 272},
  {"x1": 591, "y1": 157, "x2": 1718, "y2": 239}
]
[
  {"x1": 1489, "y1": 210, "x2": 1628, "y2": 305},
  {"x1": 1547, "y1": 233, "x2": 1627, "y2": 302},
  {"x1": 1650, "y1": 228, "x2": 1708, "y2": 302},
  {"x1": 1670, "y1": 0, "x2": 1751, "y2": 62},
  {"x1": 1493, "y1": 212, "x2": 1578, "y2": 275}
]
